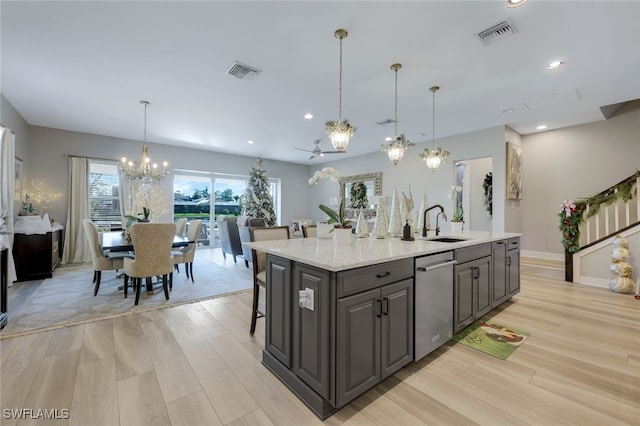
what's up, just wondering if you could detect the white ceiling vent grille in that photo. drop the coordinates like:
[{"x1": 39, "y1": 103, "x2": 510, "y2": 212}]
[
  {"x1": 376, "y1": 118, "x2": 397, "y2": 127},
  {"x1": 226, "y1": 61, "x2": 262, "y2": 80},
  {"x1": 475, "y1": 19, "x2": 517, "y2": 45}
]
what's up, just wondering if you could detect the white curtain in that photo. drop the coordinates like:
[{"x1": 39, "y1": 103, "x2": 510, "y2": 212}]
[
  {"x1": 62, "y1": 157, "x2": 91, "y2": 263},
  {"x1": 118, "y1": 168, "x2": 132, "y2": 226},
  {"x1": 0, "y1": 127, "x2": 17, "y2": 282}
]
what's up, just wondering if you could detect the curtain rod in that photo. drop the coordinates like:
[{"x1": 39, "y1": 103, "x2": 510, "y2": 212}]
[
  {"x1": 0, "y1": 123, "x2": 16, "y2": 135},
  {"x1": 64, "y1": 153, "x2": 119, "y2": 163}
]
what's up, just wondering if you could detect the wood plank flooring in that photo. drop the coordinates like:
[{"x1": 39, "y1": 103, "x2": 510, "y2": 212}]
[{"x1": 1, "y1": 253, "x2": 638, "y2": 425}]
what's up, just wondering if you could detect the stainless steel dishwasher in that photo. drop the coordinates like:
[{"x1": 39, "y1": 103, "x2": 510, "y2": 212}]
[{"x1": 414, "y1": 251, "x2": 457, "y2": 361}]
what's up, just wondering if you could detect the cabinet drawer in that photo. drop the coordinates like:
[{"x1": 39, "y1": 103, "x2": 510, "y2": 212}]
[
  {"x1": 507, "y1": 237, "x2": 520, "y2": 250},
  {"x1": 337, "y1": 258, "x2": 413, "y2": 298},
  {"x1": 455, "y1": 243, "x2": 491, "y2": 264}
]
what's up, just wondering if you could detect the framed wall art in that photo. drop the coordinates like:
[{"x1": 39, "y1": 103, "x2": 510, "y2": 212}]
[
  {"x1": 14, "y1": 157, "x2": 23, "y2": 203},
  {"x1": 506, "y1": 142, "x2": 522, "y2": 200}
]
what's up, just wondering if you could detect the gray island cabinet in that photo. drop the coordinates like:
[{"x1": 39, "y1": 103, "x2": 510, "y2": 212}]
[{"x1": 245, "y1": 231, "x2": 520, "y2": 419}]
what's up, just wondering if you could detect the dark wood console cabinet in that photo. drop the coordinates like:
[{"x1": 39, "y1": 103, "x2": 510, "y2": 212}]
[
  {"x1": 0, "y1": 247, "x2": 7, "y2": 329},
  {"x1": 13, "y1": 229, "x2": 63, "y2": 281}
]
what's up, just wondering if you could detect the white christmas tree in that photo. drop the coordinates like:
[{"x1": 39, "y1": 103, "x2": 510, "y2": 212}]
[
  {"x1": 388, "y1": 189, "x2": 403, "y2": 238},
  {"x1": 242, "y1": 158, "x2": 277, "y2": 226},
  {"x1": 417, "y1": 190, "x2": 429, "y2": 232}
]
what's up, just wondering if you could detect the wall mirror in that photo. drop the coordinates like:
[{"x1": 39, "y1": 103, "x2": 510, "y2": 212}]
[{"x1": 339, "y1": 172, "x2": 382, "y2": 208}]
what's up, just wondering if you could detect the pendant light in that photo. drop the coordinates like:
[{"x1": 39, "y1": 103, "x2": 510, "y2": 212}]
[
  {"x1": 119, "y1": 100, "x2": 169, "y2": 182},
  {"x1": 381, "y1": 63, "x2": 414, "y2": 165},
  {"x1": 419, "y1": 86, "x2": 449, "y2": 172},
  {"x1": 325, "y1": 29, "x2": 355, "y2": 152}
]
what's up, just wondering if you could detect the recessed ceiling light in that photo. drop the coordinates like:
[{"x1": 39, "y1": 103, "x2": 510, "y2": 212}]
[
  {"x1": 502, "y1": 108, "x2": 515, "y2": 114},
  {"x1": 384, "y1": 137, "x2": 393, "y2": 142},
  {"x1": 506, "y1": 0, "x2": 527, "y2": 8},
  {"x1": 536, "y1": 125, "x2": 547, "y2": 130},
  {"x1": 247, "y1": 140, "x2": 254, "y2": 144},
  {"x1": 304, "y1": 113, "x2": 313, "y2": 119},
  {"x1": 547, "y1": 60, "x2": 566, "y2": 70}
]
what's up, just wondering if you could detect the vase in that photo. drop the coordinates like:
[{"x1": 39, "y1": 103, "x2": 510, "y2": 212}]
[
  {"x1": 317, "y1": 222, "x2": 333, "y2": 239},
  {"x1": 333, "y1": 227, "x2": 353, "y2": 246},
  {"x1": 451, "y1": 221, "x2": 464, "y2": 235}
]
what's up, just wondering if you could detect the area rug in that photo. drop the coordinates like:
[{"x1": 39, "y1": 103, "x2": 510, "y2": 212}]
[
  {"x1": 452, "y1": 319, "x2": 530, "y2": 360},
  {"x1": 0, "y1": 250, "x2": 253, "y2": 339}
]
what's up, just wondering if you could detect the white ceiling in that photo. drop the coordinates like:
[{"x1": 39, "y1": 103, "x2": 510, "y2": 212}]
[{"x1": 2, "y1": 1, "x2": 639, "y2": 165}]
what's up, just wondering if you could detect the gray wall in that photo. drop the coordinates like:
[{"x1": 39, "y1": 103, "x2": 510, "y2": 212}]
[
  {"x1": 521, "y1": 104, "x2": 640, "y2": 257},
  {"x1": 3, "y1": 92, "x2": 639, "y2": 260}
]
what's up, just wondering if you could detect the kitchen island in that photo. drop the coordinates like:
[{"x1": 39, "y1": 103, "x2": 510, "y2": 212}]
[{"x1": 243, "y1": 230, "x2": 521, "y2": 419}]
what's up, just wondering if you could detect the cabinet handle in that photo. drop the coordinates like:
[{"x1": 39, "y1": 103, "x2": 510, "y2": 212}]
[
  {"x1": 383, "y1": 298, "x2": 389, "y2": 316},
  {"x1": 496, "y1": 241, "x2": 505, "y2": 245},
  {"x1": 376, "y1": 299, "x2": 382, "y2": 318},
  {"x1": 376, "y1": 271, "x2": 391, "y2": 279},
  {"x1": 416, "y1": 266, "x2": 427, "y2": 272},
  {"x1": 474, "y1": 266, "x2": 480, "y2": 280},
  {"x1": 507, "y1": 257, "x2": 512, "y2": 266}
]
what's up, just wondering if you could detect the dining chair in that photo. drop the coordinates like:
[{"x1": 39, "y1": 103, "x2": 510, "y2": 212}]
[
  {"x1": 172, "y1": 219, "x2": 202, "y2": 284},
  {"x1": 175, "y1": 217, "x2": 188, "y2": 237},
  {"x1": 173, "y1": 217, "x2": 188, "y2": 273},
  {"x1": 124, "y1": 222, "x2": 176, "y2": 305},
  {"x1": 302, "y1": 224, "x2": 317, "y2": 238},
  {"x1": 249, "y1": 225, "x2": 290, "y2": 336},
  {"x1": 238, "y1": 217, "x2": 266, "y2": 268},
  {"x1": 82, "y1": 219, "x2": 132, "y2": 296}
]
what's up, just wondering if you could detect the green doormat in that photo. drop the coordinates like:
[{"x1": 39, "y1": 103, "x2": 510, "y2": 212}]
[{"x1": 452, "y1": 319, "x2": 530, "y2": 360}]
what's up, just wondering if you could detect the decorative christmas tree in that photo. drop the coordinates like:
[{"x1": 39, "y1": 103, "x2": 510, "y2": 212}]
[
  {"x1": 242, "y1": 158, "x2": 277, "y2": 226},
  {"x1": 388, "y1": 189, "x2": 403, "y2": 238}
]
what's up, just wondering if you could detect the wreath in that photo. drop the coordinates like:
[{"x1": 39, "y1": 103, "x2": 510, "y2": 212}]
[
  {"x1": 349, "y1": 182, "x2": 369, "y2": 209},
  {"x1": 483, "y1": 172, "x2": 493, "y2": 216}
]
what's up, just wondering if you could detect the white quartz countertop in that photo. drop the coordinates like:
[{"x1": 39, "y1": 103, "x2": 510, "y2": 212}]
[{"x1": 243, "y1": 230, "x2": 521, "y2": 272}]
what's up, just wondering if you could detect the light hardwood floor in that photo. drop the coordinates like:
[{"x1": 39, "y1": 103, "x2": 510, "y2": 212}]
[{"x1": 1, "y1": 255, "x2": 638, "y2": 425}]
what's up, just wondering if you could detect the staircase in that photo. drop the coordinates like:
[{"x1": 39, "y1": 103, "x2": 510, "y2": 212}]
[{"x1": 566, "y1": 173, "x2": 640, "y2": 285}]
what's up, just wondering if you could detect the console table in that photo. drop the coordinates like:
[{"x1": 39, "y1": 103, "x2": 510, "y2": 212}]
[{"x1": 13, "y1": 228, "x2": 63, "y2": 281}]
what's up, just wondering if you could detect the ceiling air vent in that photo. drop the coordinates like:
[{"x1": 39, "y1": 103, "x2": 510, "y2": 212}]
[
  {"x1": 376, "y1": 118, "x2": 397, "y2": 127},
  {"x1": 475, "y1": 19, "x2": 517, "y2": 45},
  {"x1": 226, "y1": 61, "x2": 262, "y2": 80}
]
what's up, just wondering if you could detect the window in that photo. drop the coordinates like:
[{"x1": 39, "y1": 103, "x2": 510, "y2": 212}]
[{"x1": 89, "y1": 161, "x2": 121, "y2": 230}]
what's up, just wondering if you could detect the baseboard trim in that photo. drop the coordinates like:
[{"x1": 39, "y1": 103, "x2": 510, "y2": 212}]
[{"x1": 521, "y1": 250, "x2": 563, "y2": 262}]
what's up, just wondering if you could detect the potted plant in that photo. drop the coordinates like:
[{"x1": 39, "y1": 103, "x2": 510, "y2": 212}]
[
  {"x1": 318, "y1": 199, "x2": 353, "y2": 245},
  {"x1": 451, "y1": 207, "x2": 464, "y2": 235}
]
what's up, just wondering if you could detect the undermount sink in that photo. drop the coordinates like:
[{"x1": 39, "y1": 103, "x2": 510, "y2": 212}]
[{"x1": 424, "y1": 236, "x2": 468, "y2": 243}]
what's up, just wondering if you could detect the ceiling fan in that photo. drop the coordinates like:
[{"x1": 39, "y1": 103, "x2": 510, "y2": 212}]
[{"x1": 295, "y1": 139, "x2": 346, "y2": 160}]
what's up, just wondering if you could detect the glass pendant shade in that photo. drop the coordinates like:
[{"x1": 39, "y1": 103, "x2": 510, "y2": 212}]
[
  {"x1": 425, "y1": 152, "x2": 442, "y2": 171},
  {"x1": 326, "y1": 120, "x2": 354, "y2": 152}
]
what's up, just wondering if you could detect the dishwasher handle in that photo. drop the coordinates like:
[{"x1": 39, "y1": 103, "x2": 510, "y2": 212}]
[{"x1": 416, "y1": 259, "x2": 457, "y2": 272}]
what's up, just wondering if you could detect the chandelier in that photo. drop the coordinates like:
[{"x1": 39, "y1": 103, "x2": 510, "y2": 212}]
[
  {"x1": 325, "y1": 29, "x2": 355, "y2": 152},
  {"x1": 381, "y1": 63, "x2": 414, "y2": 165},
  {"x1": 419, "y1": 86, "x2": 449, "y2": 172},
  {"x1": 119, "y1": 100, "x2": 168, "y2": 182}
]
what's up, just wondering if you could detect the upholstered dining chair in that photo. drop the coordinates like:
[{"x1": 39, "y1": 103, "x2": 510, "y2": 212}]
[
  {"x1": 302, "y1": 224, "x2": 317, "y2": 238},
  {"x1": 124, "y1": 222, "x2": 176, "y2": 305},
  {"x1": 238, "y1": 217, "x2": 266, "y2": 268},
  {"x1": 175, "y1": 217, "x2": 188, "y2": 237},
  {"x1": 172, "y1": 219, "x2": 202, "y2": 284},
  {"x1": 249, "y1": 225, "x2": 290, "y2": 336},
  {"x1": 83, "y1": 219, "x2": 132, "y2": 296}
]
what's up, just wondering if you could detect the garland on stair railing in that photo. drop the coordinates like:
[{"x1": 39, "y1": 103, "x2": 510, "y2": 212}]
[{"x1": 559, "y1": 171, "x2": 639, "y2": 252}]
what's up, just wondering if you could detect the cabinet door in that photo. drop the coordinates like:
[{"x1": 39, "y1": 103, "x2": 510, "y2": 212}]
[
  {"x1": 507, "y1": 248, "x2": 521, "y2": 297},
  {"x1": 454, "y1": 262, "x2": 475, "y2": 334},
  {"x1": 336, "y1": 288, "x2": 380, "y2": 408},
  {"x1": 380, "y1": 278, "x2": 413, "y2": 380},
  {"x1": 265, "y1": 255, "x2": 292, "y2": 368},
  {"x1": 475, "y1": 256, "x2": 492, "y2": 318},
  {"x1": 492, "y1": 240, "x2": 508, "y2": 307},
  {"x1": 292, "y1": 263, "x2": 331, "y2": 399}
]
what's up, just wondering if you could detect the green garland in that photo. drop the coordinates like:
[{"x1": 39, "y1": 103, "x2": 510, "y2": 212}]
[{"x1": 559, "y1": 170, "x2": 638, "y2": 252}]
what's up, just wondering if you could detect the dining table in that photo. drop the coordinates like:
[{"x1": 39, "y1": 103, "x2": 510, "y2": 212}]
[{"x1": 101, "y1": 231, "x2": 194, "y2": 292}]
